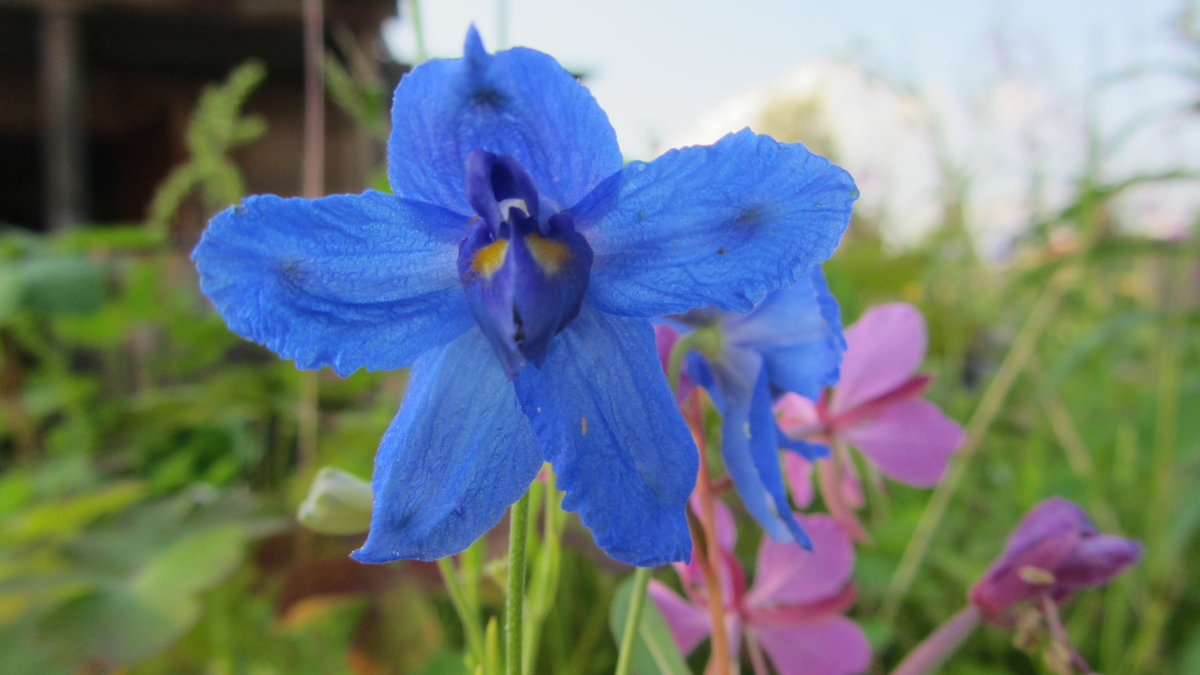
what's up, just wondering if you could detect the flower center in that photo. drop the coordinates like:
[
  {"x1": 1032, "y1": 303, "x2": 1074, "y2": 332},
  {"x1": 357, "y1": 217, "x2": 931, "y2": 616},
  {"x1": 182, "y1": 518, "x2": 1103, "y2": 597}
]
[{"x1": 457, "y1": 150, "x2": 593, "y2": 378}]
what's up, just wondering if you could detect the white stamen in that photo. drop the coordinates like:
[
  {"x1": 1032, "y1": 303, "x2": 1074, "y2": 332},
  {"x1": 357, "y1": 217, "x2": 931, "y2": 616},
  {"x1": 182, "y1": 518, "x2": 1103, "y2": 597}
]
[{"x1": 498, "y1": 198, "x2": 529, "y2": 220}]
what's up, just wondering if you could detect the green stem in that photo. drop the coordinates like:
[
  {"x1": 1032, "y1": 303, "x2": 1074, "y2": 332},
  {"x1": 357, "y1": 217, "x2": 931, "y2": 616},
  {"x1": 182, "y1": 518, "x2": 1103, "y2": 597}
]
[
  {"x1": 506, "y1": 490, "x2": 531, "y2": 675},
  {"x1": 437, "y1": 558, "x2": 487, "y2": 670},
  {"x1": 523, "y1": 473, "x2": 564, "y2": 674},
  {"x1": 666, "y1": 327, "x2": 721, "y2": 397},
  {"x1": 408, "y1": 0, "x2": 428, "y2": 63},
  {"x1": 613, "y1": 566, "x2": 652, "y2": 675},
  {"x1": 880, "y1": 267, "x2": 1073, "y2": 622}
]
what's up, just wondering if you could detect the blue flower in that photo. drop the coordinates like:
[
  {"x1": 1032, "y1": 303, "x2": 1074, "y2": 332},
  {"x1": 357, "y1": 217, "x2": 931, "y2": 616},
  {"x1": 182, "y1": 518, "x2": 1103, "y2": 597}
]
[
  {"x1": 192, "y1": 28, "x2": 857, "y2": 567},
  {"x1": 679, "y1": 267, "x2": 845, "y2": 548}
]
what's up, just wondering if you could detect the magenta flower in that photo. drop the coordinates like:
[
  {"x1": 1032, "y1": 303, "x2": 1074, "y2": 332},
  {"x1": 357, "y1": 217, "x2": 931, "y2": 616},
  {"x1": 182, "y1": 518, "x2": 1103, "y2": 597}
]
[
  {"x1": 775, "y1": 303, "x2": 963, "y2": 538},
  {"x1": 969, "y1": 497, "x2": 1142, "y2": 624},
  {"x1": 649, "y1": 501, "x2": 870, "y2": 675}
]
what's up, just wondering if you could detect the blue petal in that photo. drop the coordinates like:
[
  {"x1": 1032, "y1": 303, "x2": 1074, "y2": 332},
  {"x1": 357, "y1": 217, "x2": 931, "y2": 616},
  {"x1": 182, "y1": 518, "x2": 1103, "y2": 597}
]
[
  {"x1": 574, "y1": 129, "x2": 857, "y2": 317},
  {"x1": 689, "y1": 353, "x2": 812, "y2": 548},
  {"x1": 193, "y1": 191, "x2": 474, "y2": 375},
  {"x1": 387, "y1": 27, "x2": 622, "y2": 217},
  {"x1": 778, "y1": 431, "x2": 831, "y2": 462},
  {"x1": 513, "y1": 306, "x2": 695, "y2": 567},
  {"x1": 352, "y1": 327, "x2": 542, "y2": 563},
  {"x1": 727, "y1": 266, "x2": 845, "y2": 400}
]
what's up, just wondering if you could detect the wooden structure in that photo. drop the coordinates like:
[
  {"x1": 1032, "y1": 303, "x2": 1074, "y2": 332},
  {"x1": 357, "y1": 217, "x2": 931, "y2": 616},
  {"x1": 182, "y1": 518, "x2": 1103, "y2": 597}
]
[{"x1": 0, "y1": 0, "x2": 400, "y2": 233}]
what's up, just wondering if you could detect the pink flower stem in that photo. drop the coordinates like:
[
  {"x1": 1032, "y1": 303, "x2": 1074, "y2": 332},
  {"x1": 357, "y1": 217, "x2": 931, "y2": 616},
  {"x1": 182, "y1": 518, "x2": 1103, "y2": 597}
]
[
  {"x1": 1040, "y1": 595, "x2": 1096, "y2": 675},
  {"x1": 687, "y1": 393, "x2": 731, "y2": 675},
  {"x1": 745, "y1": 630, "x2": 770, "y2": 675},
  {"x1": 888, "y1": 605, "x2": 982, "y2": 675},
  {"x1": 820, "y1": 438, "x2": 870, "y2": 542}
]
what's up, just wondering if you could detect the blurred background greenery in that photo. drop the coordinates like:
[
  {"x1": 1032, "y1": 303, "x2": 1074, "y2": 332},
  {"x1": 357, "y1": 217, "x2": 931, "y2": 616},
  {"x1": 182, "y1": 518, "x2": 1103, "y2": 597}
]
[{"x1": 0, "y1": 1, "x2": 1197, "y2": 673}]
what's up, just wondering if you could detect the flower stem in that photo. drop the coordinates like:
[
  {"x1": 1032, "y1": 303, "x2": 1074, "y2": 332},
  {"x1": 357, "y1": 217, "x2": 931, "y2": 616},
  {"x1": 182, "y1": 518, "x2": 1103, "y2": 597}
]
[
  {"x1": 506, "y1": 490, "x2": 531, "y2": 675},
  {"x1": 881, "y1": 267, "x2": 1074, "y2": 622},
  {"x1": 436, "y1": 558, "x2": 487, "y2": 670},
  {"x1": 688, "y1": 394, "x2": 731, "y2": 675},
  {"x1": 1041, "y1": 595, "x2": 1096, "y2": 675},
  {"x1": 408, "y1": 0, "x2": 428, "y2": 63},
  {"x1": 745, "y1": 630, "x2": 770, "y2": 675},
  {"x1": 821, "y1": 437, "x2": 869, "y2": 542},
  {"x1": 613, "y1": 566, "x2": 652, "y2": 675},
  {"x1": 888, "y1": 605, "x2": 981, "y2": 675}
]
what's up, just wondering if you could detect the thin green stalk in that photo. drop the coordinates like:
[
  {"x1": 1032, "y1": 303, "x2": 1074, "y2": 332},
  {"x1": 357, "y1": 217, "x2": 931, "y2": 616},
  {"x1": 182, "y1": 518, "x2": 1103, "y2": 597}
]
[
  {"x1": 1127, "y1": 240, "x2": 1192, "y2": 674},
  {"x1": 437, "y1": 558, "x2": 487, "y2": 670},
  {"x1": 880, "y1": 267, "x2": 1074, "y2": 622},
  {"x1": 523, "y1": 474, "x2": 565, "y2": 674},
  {"x1": 462, "y1": 535, "x2": 486, "y2": 625},
  {"x1": 408, "y1": 0, "x2": 428, "y2": 63},
  {"x1": 613, "y1": 566, "x2": 652, "y2": 675},
  {"x1": 486, "y1": 617, "x2": 501, "y2": 675},
  {"x1": 506, "y1": 490, "x2": 531, "y2": 675}
]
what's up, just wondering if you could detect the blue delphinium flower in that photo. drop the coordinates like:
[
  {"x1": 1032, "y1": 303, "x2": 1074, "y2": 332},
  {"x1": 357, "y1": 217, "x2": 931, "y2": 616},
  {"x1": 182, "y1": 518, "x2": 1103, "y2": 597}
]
[
  {"x1": 192, "y1": 28, "x2": 857, "y2": 567},
  {"x1": 676, "y1": 267, "x2": 845, "y2": 548}
]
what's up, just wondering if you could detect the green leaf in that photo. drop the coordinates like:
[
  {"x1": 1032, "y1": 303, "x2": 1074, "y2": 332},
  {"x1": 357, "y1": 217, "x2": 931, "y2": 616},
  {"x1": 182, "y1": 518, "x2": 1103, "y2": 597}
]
[
  {"x1": 416, "y1": 651, "x2": 472, "y2": 675},
  {"x1": 34, "y1": 587, "x2": 199, "y2": 668},
  {"x1": 16, "y1": 255, "x2": 107, "y2": 315},
  {"x1": 6, "y1": 482, "x2": 146, "y2": 543},
  {"x1": 608, "y1": 575, "x2": 691, "y2": 675},
  {"x1": 131, "y1": 524, "x2": 246, "y2": 602}
]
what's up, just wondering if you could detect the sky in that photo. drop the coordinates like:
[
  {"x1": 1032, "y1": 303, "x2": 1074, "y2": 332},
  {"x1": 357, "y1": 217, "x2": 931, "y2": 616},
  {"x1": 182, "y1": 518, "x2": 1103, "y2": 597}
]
[
  {"x1": 381, "y1": 1, "x2": 1197, "y2": 248},
  {"x1": 385, "y1": 0, "x2": 1194, "y2": 159}
]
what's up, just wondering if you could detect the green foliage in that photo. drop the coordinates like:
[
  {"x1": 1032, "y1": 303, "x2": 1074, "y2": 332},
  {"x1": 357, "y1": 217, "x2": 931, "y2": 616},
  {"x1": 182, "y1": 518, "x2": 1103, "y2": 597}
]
[
  {"x1": 608, "y1": 575, "x2": 691, "y2": 675},
  {"x1": 146, "y1": 61, "x2": 268, "y2": 232},
  {"x1": 324, "y1": 51, "x2": 390, "y2": 141}
]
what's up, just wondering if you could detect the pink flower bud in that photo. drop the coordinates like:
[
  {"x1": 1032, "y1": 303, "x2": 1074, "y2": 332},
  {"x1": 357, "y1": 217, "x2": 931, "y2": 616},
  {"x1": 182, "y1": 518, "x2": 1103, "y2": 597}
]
[{"x1": 969, "y1": 498, "x2": 1141, "y2": 623}]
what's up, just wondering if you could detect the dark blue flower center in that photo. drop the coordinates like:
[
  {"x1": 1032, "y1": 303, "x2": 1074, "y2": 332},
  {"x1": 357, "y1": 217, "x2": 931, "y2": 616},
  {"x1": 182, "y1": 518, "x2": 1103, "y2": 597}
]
[{"x1": 457, "y1": 150, "x2": 593, "y2": 378}]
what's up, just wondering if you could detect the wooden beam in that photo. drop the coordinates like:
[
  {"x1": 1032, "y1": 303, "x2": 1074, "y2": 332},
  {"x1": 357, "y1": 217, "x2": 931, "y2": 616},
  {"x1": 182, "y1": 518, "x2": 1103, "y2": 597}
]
[{"x1": 40, "y1": 3, "x2": 85, "y2": 231}]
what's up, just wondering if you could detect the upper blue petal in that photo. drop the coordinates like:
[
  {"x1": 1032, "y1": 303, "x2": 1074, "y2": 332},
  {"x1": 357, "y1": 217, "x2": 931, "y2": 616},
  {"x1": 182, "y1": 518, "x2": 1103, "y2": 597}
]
[
  {"x1": 192, "y1": 191, "x2": 474, "y2": 375},
  {"x1": 513, "y1": 306, "x2": 696, "y2": 567},
  {"x1": 572, "y1": 129, "x2": 857, "y2": 318},
  {"x1": 352, "y1": 327, "x2": 543, "y2": 563},
  {"x1": 725, "y1": 266, "x2": 845, "y2": 400},
  {"x1": 689, "y1": 352, "x2": 812, "y2": 548},
  {"x1": 387, "y1": 27, "x2": 623, "y2": 216}
]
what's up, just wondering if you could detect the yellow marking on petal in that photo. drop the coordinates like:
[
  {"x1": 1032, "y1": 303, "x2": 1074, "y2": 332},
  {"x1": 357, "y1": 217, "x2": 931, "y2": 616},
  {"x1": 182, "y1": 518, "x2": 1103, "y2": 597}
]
[
  {"x1": 525, "y1": 234, "x2": 571, "y2": 276},
  {"x1": 470, "y1": 239, "x2": 509, "y2": 279},
  {"x1": 581, "y1": 416, "x2": 588, "y2": 436},
  {"x1": 1018, "y1": 565, "x2": 1056, "y2": 585},
  {"x1": 743, "y1": 422, "x2": 752, "y2": 439}
]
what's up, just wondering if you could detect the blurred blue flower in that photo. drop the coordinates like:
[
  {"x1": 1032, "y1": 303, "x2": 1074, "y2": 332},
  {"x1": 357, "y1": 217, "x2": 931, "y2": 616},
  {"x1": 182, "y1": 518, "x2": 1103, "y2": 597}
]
[
  {"x1": 678, "y1": 267, "x2": 845, "y2": 547},
  {"x1": 192, "y1": 28, "x2": 856, "y2": 566}
]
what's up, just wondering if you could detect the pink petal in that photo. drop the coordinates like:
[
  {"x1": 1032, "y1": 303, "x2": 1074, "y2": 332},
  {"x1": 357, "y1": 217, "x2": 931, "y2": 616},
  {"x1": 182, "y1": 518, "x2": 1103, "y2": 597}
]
[
  {"x1": 753, "y1": 617, "x2": 871, "y2": 675},
  {"x1": 843, "y1": 399, "x2": 963, "y2": 487},
  {"x1": 774, "y1": 392, "x2": 823, "y2": 436},
  {"x1": 1003, "y1": 497, "x2": 1093, "y2": 556},
  {"x1": 747, "y1": 515, "x2": 855, "y2": 608},
  {"x1": 832, "y1": 303, "x2": 927, "y2": 414},
  {"x1": 648, "y1": 580, "x2": 713, "y2": 655},
  {"x1": 784, "y1": 452, "x2": 815, "y2": 508}
]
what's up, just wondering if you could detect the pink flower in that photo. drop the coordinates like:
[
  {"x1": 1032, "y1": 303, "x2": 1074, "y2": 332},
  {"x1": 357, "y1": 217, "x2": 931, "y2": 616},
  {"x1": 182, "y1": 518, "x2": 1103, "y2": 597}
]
[
  {"x1": 649, "y1": 501, "x2": 870, "y2": 675},
  {"x1": 969, "y1": 497, "x2": 1142, "y2": 624},
  {"x1": 775, "y1": 303, "x2": 964, "y2": 538}
]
